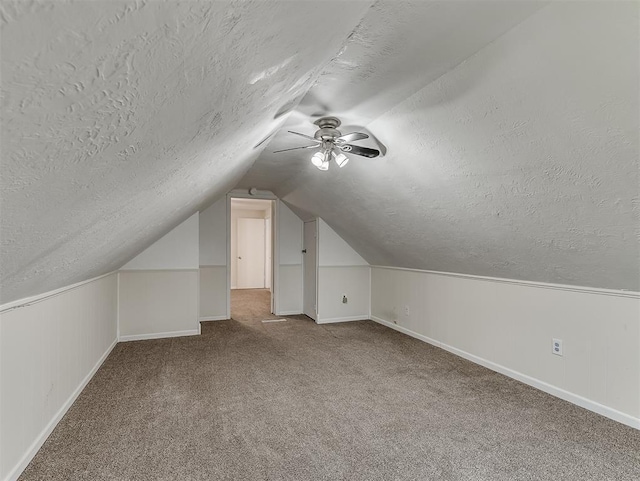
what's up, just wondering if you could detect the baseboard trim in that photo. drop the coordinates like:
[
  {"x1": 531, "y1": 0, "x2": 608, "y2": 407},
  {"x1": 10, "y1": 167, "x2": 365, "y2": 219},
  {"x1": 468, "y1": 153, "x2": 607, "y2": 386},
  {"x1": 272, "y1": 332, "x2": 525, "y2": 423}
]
[
  {"x1": 276, "y1": 310, "x2": 302, "y2": 316},
  {"x1": 370, "y1": 316, "x2": 640, "y2": 430},
  {"x1": 118, "y1": 329, "x2": 200, "y2": 342},
  {"x1": 316, "y1": 315, "x2": 368, "y2": 324},
  {"x1": 199, "y1": 315, "x2": 228, "y2": 321},
  {"x1": 370, "y1": 316, "x2": 441, "y2": 347},
  {"x1": 4, "y1": 338, "x2": 118, "y2": 481}
]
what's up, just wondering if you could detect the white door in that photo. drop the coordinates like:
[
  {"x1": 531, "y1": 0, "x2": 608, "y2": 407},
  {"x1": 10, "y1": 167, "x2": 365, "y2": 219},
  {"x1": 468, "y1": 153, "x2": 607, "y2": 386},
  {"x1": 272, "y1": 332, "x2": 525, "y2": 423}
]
[
  {"x1": 265, "y1": 218, "x2": 272, "y2": 290},
  {"x1": 303, "y1": 220, "x2": 317, "y2": 320},
  {"x1": 237, "y1": 218, "x2": 266, "y2": 289}
]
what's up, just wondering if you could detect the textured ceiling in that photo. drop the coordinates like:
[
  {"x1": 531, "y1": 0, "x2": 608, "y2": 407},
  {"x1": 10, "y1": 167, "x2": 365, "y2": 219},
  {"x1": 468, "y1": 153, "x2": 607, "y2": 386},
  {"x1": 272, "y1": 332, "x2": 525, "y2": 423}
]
[
  {"x1": 0, "y1": 0, "x2": 372, "y2": 303},
  {"x1": 240, "y1": 1, "x2": 640, "y2": 291},
  {"x1": 2, "y1": 1, "x2": 638, "y2": 304}
]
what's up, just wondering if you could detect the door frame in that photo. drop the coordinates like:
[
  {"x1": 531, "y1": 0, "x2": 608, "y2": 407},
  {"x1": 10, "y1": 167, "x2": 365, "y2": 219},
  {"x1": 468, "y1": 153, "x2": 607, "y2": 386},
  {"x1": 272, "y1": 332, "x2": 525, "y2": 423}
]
[{"x1": 226, "y1": 190, "x2": 278, "y2": 319}]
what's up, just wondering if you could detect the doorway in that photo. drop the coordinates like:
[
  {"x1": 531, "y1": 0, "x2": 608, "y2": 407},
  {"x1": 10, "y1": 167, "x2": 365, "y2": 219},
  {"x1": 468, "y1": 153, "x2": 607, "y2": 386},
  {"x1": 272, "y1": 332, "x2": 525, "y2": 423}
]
[{"x1": 230, "y1": 198, "x2": 274, "y2": 320}]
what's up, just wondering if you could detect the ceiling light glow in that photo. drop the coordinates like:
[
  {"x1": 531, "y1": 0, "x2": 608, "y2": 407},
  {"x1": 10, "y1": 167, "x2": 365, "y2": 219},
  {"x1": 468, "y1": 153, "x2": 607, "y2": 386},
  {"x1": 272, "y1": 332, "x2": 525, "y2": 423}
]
[{"x1": 311, "y1": 152, "x2": 324, "y2": 168}]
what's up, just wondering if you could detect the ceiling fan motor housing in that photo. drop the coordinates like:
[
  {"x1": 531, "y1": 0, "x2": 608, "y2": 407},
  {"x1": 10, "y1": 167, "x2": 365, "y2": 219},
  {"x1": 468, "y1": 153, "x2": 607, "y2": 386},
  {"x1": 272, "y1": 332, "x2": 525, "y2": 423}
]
[
  {"x1": 313, "y1": 116, "x2": 342, "y2": 141},
  {"x1": 315, "y1": 127, "x2": 341, "y2": 141},
  {"x1": 313, "y1": 116, "x2": 341, "y2": 129}
]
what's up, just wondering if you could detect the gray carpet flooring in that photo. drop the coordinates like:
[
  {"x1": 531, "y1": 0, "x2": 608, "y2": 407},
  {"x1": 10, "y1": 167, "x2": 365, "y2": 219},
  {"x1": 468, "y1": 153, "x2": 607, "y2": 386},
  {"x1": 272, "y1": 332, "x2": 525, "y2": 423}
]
[{"x1": 20, "y1": 289, "x2": 640, "y2": 480}]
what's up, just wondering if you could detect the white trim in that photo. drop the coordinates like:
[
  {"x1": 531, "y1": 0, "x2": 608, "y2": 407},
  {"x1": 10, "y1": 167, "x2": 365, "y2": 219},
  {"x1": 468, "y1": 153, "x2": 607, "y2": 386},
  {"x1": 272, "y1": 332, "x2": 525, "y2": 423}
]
[
  {"x1": 371, "y1": 265, "x2": 639, "y2": 299},
  {"x1": 116, "y1": 272, "x2": 121, "y2": 341},
  {"x1": 199, "y1": 315, "x2": 228, "y2": 321},
  {"x1": 118, "y1": 329, "x2": 200, "y2": 342},
  {"x1": 4, "y1": 338, "x2": 118, "y2": 481},
  {"x1": 277, "y1": 310, "x2": 302, "y2": 316},
  {"x1": 317, "y1": 264, "x2": 369, "y2": 269},
  {"x1": 316, "y1": 315, "x2": 368, "y2": 324},
  {"x1": 195, "y1": 268, "x2": 200, "y2": 333},
  {"x1": 370, "y1": 316, "x2": 640, "y2": 430},
  {"x1": 370, "y1": 316, "x2": 442, "y2": 347},
  {"x1": 367, "y1": 266, "x2": 372, "y2": 320},
  {"x1": 226, "y1": 194, "x2": 232, "y2": 320},
  {"x1": 227, "y1": 188, "x2": 277, "y2": 200},
  {"x1": 118, "y1": 268, "x2": 199, "y2": 273},
  {"x1": 272, "y1": 199, "x2": 280, "y2": 315},
  {"x1": 0, "y1": 271, "x2": 117, "y2": 313},
  {"x1": 316, "y1": 219, "x2": 320, "y2": 320}
]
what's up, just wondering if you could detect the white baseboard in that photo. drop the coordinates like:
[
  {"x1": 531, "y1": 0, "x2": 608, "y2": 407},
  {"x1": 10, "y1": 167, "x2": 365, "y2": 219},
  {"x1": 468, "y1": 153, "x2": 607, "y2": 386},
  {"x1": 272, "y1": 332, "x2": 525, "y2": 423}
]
[
  {"x1": 5, "y1": 338, "x2": 118, "y2": 481},
  {"x1": 370, "y1": 316, "x2": 640, "y2": 430},
  {"x1": 118, "y1": 329, "x2": 200, "y2": 342},
  {"x1": 276, "y1": 310, "x2": 302, "y2": 316},
  {"x1": 370, "y1": 316, "x2": 441, "y2": 347},
  {"x1": 199, "y1": 315, "x2": 227, "y2": 321},
  {"x1": 316, "y1": 315, "x2": 368, "y2": 324}
]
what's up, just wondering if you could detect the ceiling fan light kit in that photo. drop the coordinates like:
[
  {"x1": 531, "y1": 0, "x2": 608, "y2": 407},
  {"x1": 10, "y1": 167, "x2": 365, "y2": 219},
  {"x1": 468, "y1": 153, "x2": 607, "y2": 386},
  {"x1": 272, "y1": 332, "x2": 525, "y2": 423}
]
[{"x1": 273, "y1": 116, "x2": 381, "y2": 171}]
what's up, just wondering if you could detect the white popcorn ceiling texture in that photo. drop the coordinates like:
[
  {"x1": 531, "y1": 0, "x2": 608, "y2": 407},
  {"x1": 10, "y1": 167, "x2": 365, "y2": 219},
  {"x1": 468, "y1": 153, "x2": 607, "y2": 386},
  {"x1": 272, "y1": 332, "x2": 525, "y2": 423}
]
[{"x1": 1, "y1": 1, "x2": 638, "y2": 303}]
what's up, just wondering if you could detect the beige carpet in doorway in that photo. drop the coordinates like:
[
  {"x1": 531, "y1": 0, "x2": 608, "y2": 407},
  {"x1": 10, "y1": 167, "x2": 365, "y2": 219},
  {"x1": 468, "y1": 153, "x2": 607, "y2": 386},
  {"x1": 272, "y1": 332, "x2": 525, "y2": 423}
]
[{"x1": 231, "y1": 288, "x2": 275, "y2": 322}]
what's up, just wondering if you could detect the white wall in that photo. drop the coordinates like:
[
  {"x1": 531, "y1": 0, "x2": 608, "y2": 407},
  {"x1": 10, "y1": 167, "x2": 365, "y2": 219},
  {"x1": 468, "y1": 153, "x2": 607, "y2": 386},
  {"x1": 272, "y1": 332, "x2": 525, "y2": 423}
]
[
  {"x1": 122, "y1": 213, "x2": 199, "y2": 270},
  {"x1": 199, "y1": 266, "x2": 227, "y2": 321},
  {"x1": 118, "y1": 270, "x2": 199, "y2": 340},
  {"x1": 119, "y1": 214, "x2": 200, "y2": 340},
  {"x1": 0, "y1": 273, "x2": 118, "y2": 481},
  {"x1": 318, "y1": 219, "x2": 368, "y2": 267},
  {"x1": 199, "y1": 199, "x2": 227, "y2": 266},
  {"x1": 316, "y1": 219, "x2": 370, "y2": 323},
  {"x1": 199, "y1": 199, "x2": 227, "y2": 320},
  {"x1": 370, "y1": 266, "x2": 640, "y2": 429},
  {"x1": 276, "y1": 201, "x2": 303, "y2": 315}
]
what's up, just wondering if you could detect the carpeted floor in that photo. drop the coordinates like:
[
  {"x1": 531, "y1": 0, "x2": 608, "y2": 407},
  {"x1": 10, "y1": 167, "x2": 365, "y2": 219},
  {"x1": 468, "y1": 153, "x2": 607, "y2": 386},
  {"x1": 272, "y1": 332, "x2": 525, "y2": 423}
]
[
  {"x1": 230, "y1": 288, "x2": 275, "y2": 322},
  {"x1": 20, "y1": 290, "x2": 640, "y2": 480}
]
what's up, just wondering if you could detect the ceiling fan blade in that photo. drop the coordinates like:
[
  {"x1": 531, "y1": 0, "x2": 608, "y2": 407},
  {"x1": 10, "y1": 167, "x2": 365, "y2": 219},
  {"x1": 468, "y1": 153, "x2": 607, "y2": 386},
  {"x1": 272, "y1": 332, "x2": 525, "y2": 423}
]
[
  {"x1": 287, "y1": 131, "x2": 321, "y2": 143},
  {"x1": 340, "y1": 144, "x2": 380, "y2": 158},
  {"x1": 273, "y1": 145, "x2": 318, "y2": 153},
  {"x1": 337, "y1": 132, "x2": 369, "y2": 143}
]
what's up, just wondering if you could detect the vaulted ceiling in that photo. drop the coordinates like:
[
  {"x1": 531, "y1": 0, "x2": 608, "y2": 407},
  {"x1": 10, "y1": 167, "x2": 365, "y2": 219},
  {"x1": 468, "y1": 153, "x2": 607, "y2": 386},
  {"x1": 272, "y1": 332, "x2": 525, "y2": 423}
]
[{"x1": 1, "y1": 1, "x2": 638, "y2": 303}]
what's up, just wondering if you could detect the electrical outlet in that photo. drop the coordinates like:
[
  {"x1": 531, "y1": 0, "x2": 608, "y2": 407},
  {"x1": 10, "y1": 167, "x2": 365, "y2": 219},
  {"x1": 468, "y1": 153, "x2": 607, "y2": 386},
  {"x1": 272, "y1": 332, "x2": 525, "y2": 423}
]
[
  {"x1": 404, "y1": 305, "x2": 410, "y2": 316},
  {"x1": 342, "y1": 295, "x2": 348, "y2": 304},
  {"x1": 552, "y1": 338, "x2": 563, "y2": 356}
]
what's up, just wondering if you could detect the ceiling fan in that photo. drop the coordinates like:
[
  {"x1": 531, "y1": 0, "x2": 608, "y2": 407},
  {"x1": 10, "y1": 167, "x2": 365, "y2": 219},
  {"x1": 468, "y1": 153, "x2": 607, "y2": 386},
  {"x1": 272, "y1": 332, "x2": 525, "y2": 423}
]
[{"x1": 273, "y1": 116, "x2": 380, "y2": 170}]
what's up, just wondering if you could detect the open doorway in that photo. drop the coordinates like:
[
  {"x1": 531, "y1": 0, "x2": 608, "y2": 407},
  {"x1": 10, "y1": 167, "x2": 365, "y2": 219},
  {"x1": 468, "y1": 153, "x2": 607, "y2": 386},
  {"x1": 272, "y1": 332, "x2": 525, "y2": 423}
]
[{"x1": 230, "y1": 198, "x2": 274, "y2": 321}]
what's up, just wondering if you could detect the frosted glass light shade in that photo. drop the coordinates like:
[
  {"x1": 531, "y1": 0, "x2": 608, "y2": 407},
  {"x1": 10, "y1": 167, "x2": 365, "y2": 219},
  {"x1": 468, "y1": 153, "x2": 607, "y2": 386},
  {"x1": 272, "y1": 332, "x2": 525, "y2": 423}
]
[
  {"x1": 311, "y1": 151, "x2": 324, "y2": 167},
  {"x1": 333, "y1": 152, "x2": 349, "y2": 168}
]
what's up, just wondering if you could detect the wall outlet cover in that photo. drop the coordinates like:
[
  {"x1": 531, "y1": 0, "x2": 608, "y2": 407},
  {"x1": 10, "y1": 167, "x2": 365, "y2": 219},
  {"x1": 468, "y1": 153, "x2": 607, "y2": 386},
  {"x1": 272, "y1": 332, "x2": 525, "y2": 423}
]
[{"x1": 552, "y1": 338, "x2": 563, "y2": 356}]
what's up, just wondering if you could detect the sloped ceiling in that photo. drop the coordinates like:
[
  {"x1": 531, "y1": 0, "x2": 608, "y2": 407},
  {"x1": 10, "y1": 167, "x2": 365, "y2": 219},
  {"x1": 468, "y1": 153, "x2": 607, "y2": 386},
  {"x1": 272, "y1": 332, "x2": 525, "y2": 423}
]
[
  {"x1": 2, "y1": 1, "x2": 638, "y2": 304},
  {"x1": 239, "y1": 1, "x2": 640, "y2": 291},
  {"x1": 0, "y1": 0, "x2": 373, "y2": 303}
]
